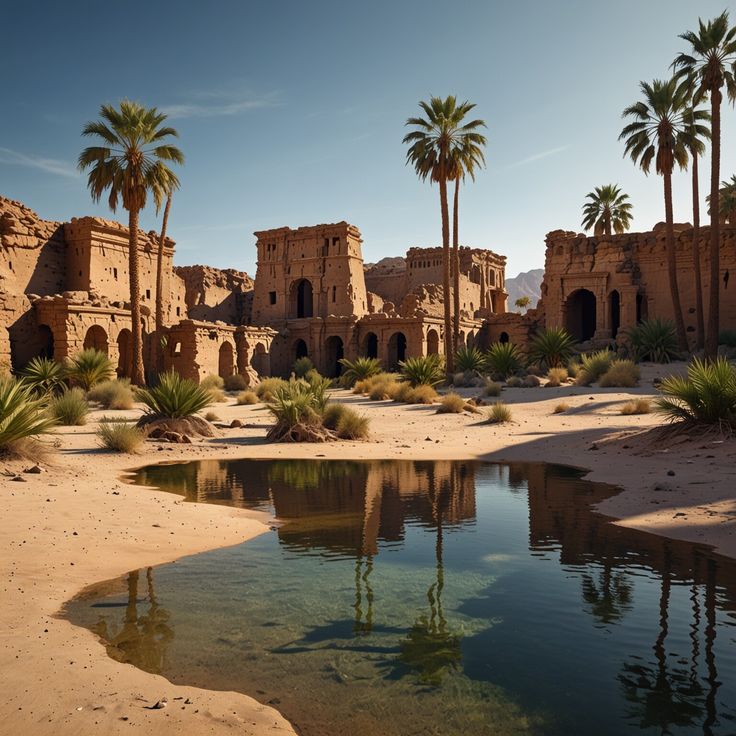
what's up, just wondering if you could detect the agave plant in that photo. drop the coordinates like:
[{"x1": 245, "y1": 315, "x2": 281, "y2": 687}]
[
  {"x1": 399, "y1": 354, "x2": 446, "y2": 387},
  {"x1": 0, "y1": 377, "x2": 57, "y2": 454},
  {"x1": 484, "y1": 342, "x2": 524, "y2": 379},
  {"x1": 626, "y1": 319, "x2": 679, "y2": 363},
  {"x1": 338, "y1": 357, "x2": 382, "y2": 388},
  {"x1": 66, "y1": 348, "x2": 114, "y2": 391},
  {"x1": 266, "y1": 378, "x2": 332, "y2": 442},
  {"x1": 137, "y1": 371, "x2": 212, "y2": 418},
  {"x1": 455, "y1": 346, "x2": 486, "y2": 373},
  {"x1": 528, "y1": 327, "x2": 576, "y2": 369},
  {"x1": 656, "y1": 357, "x2": 736, "y2": 430},
  {"x1": 21, "y1": 356, "x2": 65, "y2": 396}
]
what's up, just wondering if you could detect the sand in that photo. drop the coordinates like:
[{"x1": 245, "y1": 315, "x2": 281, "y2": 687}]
[{"x1": 2, "y1": 362, "x2": 735, "y2": 735}]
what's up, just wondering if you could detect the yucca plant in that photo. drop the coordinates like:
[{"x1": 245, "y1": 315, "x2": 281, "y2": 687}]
[
  {"x1": 528, "y1": 327, "x2": 576, "y2": 369},
  {"x1": 66, "y1": 348, "x2": 114, "y2": 391},
  {"x1": 399, "y1": 354, "x2": 446, "y2": 387},
  {"x1": 0, "y1": 377, "x2": 57, "y2": 456},
  {"x1": 455, "y1": 346, "x2": 486, "y2": 373},
  {"x1": 137, "y1": 371, "x2": 212, "y2": 418},
  {"x1": 656, "y1": 357, "x2": 736, "y2": 430},
  {"x1": 21, "y1": 356, "x2": 65, "y2": 397},
  {"x1": 484, "y1": 342, "x2": 524, "y2": 379},
  {"x1": 626, "y1": 319, "x2": 679, "y2": 363},
  {"x1": 338, "y1": 357, "x2": 383, "y2": 388},
  {"x1": 266, "y1": 379, "x2": 332, "y2": 442}
]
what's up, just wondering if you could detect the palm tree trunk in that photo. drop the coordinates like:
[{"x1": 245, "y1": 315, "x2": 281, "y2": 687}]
[
  {"x1": 664, "y1": 172, "x2": 688, "y2": 351},
  {"x1": 439, "y1": 175, "x2": 453, "y2": 375},
  {"x1": 128, "y1": 208, "x2": 145, "y2": 385},
  {"x1": 452, "y1": 177, "x2": 460, "y2": 360},
  {"x1": 155, "y1": 194, "x2": 172, "y2": 374},
  {"x1": 691, "y1": 152, "x2": 705, "y2": 351},
  {"x1": 706, "y1": 91, "x2": 722, "y2": 359}
]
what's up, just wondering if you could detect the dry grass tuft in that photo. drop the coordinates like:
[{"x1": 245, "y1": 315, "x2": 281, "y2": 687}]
[
  {"x1": 87, "y1": 379, "x2": 134, "y2": 409},
  {"x1": 599, "y1": 360, "x2": 641, "y2": 388},
  {"x1": 49, "y1": 388, "x2": 89, "y2": 426},
  {"x1": 437, "y1": 392, "x2": 466, "y2": 414},
  {"x1": 545, "y1": 367, "x2": 569, "y2": 387},
  {"x1": 484, "y1": 380, "x2": 502, "y2": 397},
  {"x1": 335, "y1": 407, "x2": 370, "y2": 439},
  {"x1": 204, "y1": 410, "x2": 221, "y2": 422},
  {"x1": 620, "y1": 398, "x2": 652, "y2": 415},
  {"x1": 553, "y1": 402, "x2": 570, "y2": 414},
  {"x1": 97, "y1": 421, "x2": 146, "y2": 453},
  {"x1": 236, "y1": 390, "x2": 258, "y2": 405},
  {"x1": 223, "y1": 374, "x2": 248, "y2": 391},
  {"x1": 485, "y1": 401, "x2": 512, "y2": 424}
]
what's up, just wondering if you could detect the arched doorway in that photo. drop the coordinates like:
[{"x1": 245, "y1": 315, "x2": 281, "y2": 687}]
[
  {"x1": 294, "y1": 339, "x2": 308, "y2": 360},
  {"x1": 291, "y1": 279, "x2": 314, "y2": 318},
  {"x1": 251, "y1": 343, "x2": 270, "y2": 377},
  {"x1": 218, "y1": 341, "x2": 235, "y2": 378},
  {"x1": 565, "y1": 289, "x2": 597, "y2": 342},
  {"x1": 36, "y1": 324, "x2": 54, "y2": 359},
  {"x1": 426, "y1": 329, "x2": 439, "y2": 355},
  {"x1": 609, "y1": 290, "x2": 621, "y2": 339},
  {"x1": 325, "y1": 336, "x2": 344, "y2": 378},
  {"x1": 499, "y1": 331, "x2": 510, "y2": 344},
  {"x1": 83, "y1": 325, "x2": 108, "y2": 354},
  {"x1": 387, "y1": 332, "x2": 407, "y2": 368},
  {"x1": 117, "y1": 329, "x2": 132, "y2": 378},
  {"x1": 362, "y1": 332, "x2": 378, "y2": 359}
]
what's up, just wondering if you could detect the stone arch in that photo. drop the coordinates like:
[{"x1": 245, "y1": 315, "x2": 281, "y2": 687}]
[
  {"x1": 361, "y1": 332, "x2": 378, "y2": 359},
  {"x1": 608, "y1": 290, "x2": 621, "y2": 339},
  {"x1": 325, "y1": 335, "x2": 344, "y2": 378},
  {"x1": 290, "y1": 279, "x2": 314, "y2": 318},
  {"x1": 565, "y1": 289, "x2": 597, "y2": 342},
  {"x1": 84, "y1": 325, "x2": 109, "y2": 354},
  {"x1": 116, "y1": 329, "x2": 133, "y2": 378},
  {"x1": 218, "y1": 341, "x2": 235, "y2": 378},
  {"x1": 294, "y1": 338, "x2": 309, "y2": 360},
  {"x1": 426, "y1": 328, "x2": 440, "y2": 355},
  {"x1": 387, "y1": 331, "x2": 407, "y2": 368},
  {"x1": 499, "y1": 331, "x2": 510, "y2": 344},
  {"x1": 251, "y1": 342, "x2": 270, "y2": 377}
]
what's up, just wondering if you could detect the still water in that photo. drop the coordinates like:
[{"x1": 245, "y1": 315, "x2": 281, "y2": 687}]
[{"x1": 64, "y1": 459, "x2": 736, "y2": 735}]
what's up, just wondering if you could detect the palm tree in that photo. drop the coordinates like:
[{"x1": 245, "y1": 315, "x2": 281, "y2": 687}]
[
  {"x1": 706, "y1": 175, "x2": 736, "y2": 222},
  {"x1": 78, "y1": 101, "x2": 183, "y2": 385},
  {"x1": 448, "y1": 118, "x2": 487, "y2": 356},
  {"x1": 619, "y1": 79, "x2": 704, "y2": 351},
  {"x1": 580, "y1": 184, "x2": 633, "y2": 236},
  {"x1": 155, "y1": 189, "x2": 176, "y2": 374},
  {"x1": 404, "y1": 97, "x2": 484, "y2": 374},
  {"x1": 674, "y1": 12, "x2": 736, "y2": 357}
]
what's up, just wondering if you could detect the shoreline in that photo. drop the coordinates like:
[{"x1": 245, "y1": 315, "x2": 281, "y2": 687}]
[{"x1": 3, "y1": 372, "x2": 735, "y2": 735}]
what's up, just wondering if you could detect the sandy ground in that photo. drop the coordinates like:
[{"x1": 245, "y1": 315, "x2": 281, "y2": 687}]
[{"x1": 2, "y1": 362, "x2": 735, "y2": 736}]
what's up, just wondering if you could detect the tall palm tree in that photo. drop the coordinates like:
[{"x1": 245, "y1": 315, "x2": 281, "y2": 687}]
[
  {"x1": 580, "y1": 184, "x2": 633, "y2": 236},
  {"x1": 674, "y1": 12, "x2": 736, "y2": 357},
  {"x1": 449, "y1": 120, "x2": 487, "y2": 357},
  {"x1": 706, "y1": 174, "x2": 736, "y2": 222},
  {"x1": 155, "y1": 189, "x2": 177, "y2": 374},
  {"x1": 404, "y1": 97, "x2": 484, "y2": 374},
  {"x1": 78, "y1": 101, "x2": 183, "y2": 385},
  {"x1": 619, "y1": 79, "x2": 703, "y2": 351}
]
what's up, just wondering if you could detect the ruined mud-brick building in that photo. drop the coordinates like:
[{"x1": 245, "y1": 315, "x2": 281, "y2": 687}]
[{"x1": 541, "y1": 223, "x2": 736, "y2": 346}]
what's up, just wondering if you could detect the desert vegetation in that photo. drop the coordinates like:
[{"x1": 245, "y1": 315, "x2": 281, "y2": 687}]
[{"x1": 0, "y1": 377, "x2": 57, "y2": 459}]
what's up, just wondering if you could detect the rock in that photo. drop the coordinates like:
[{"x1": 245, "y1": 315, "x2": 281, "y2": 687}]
[
  {"x1": 11, "y1": 475, "x2": 27, "y2": 482},
  {"x1": 230, "y1": 419, "x2": 244, "y2": 428},
  {"x1": 23, "y1": 465, "x2": 43, "y2": 474}
]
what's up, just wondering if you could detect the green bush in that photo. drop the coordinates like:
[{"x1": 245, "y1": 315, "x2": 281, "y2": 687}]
[
  {"x1": 577, "y1": 350, "x2": 614, "y2": 385},
  {"x1": 266, "y1": 378, "x2": 332, "y2": 441},
  {"x1": 256, "y1": 377, "x2": 288, "y2": 401},
  {"x1": 97, "y1": 421, "x2": 145, "y2": 453},
  {"x1": 455, "y1": 346, "x2": 486, "y2": 373},
  {"x1": 138, "y1": 371, "x2": 213, "y2": 418},
  {"x1": 292, "y1": 356, "x2": 314, "y2": 379},
  {"x1": 49, "y1": 387, "x2": 89, "y2": 426},
  {"x1": 21, "y1": 356, "x2": 65, "y2": 397},
  {"x1": 626, "y1": 319, "x2": 679, "y2": 363},
  {"x1": 87, "y1": 379, "x2": 134, "y2": 409},
  {"x1": 485, "y1": 401, "x2": 512, "y2": 424},
  {"x1": 224, "y1": 374, "x2": 248, "y2": 391},
  {"x1": 322, "y1": 402, "x2": 348, "y2": 430},
  {"x1": 485, "y1": 342, "x2": 524, "y2": 379},
  {"x1": 528, "y1": 327, "x2": 576, "y2": 369},
  {"x1": 655, "y1": 357, "x2": 736, "y2": 429},
  {"x1": 0, "y1": 377, "x2": 57, "y2": 455},
  {"x1": 437, "y1": 392, "x2": 466, "y2": 413},
  {"x1": 599, "y1": 360, "x2": 640, "y2": 388},
  {"x1": 399, "y1": 354, "x2": 446, "y2": 387},
  {"x1": 236, "y1": 390, "x2": 258, "y2": 405},
  {"x1": 339, "y1": 357, "x2": 382, "y2": 388},
  {"x1": 66, "y1": 348, "x2": 114, "y2": 391},
  {"x1": 335, "y1": 407, "x2": 370, "y2": 439}
]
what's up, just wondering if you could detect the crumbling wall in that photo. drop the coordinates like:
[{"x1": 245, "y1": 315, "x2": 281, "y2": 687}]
[{"x1": 174, "y1": 264, "x2": 254, "y2": 325}]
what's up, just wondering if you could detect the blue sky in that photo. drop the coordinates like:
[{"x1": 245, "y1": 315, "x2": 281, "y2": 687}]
[{"x1": 2, "y1": 0, "x2": 736, "y2": 278}]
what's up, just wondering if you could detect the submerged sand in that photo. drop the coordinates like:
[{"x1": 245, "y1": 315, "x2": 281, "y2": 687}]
[{"x1": 1, "y1": 362, "x2": 734, "y2": 735}]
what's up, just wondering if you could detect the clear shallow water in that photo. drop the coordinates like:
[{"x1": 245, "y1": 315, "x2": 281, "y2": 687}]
[{"x1": 64, "y1": 459, "x2": 736, "y2": 736}]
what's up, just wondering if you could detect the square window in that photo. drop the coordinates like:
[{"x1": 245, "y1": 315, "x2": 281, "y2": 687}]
[{"x1": 269, "y1": 291, "x2": 277, "y2": 305}]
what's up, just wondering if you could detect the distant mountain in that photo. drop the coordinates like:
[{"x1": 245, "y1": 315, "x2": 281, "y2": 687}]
[{"x1": 505, "y1": 268, "x2": 544, "y2": 310}]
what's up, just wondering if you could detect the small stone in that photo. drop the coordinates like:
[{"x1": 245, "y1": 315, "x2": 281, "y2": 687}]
[
  {"x1": 230, "y1": 419, "x2": 243, "y2": 428},
  {"x1": 23, "y1": 465, "x2": 43, "y2": 474},
  {"x1": 11, "y1": 475, "x2": 27, "y2": 482},
  {"x1": 667, "y1": 470, "x2": 675, "y2": 476}
]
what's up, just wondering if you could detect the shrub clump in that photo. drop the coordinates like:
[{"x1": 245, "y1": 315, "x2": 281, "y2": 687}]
[
  {"x1": 335, "y1": 407, "x2": 370, "y2": 439},
  {"x1": 236, "y1": 390, "x2": 258, "y2": 405},
  {"x1": 339, "y1": 357, "x2": 383, "y2": 388},
  {"x1": 437, "y1": 392, "x2": 466, "y2": 414},
  {"x1": 200, "y1": 374, "x2": 225, "y2": 390},
  {"x1": 292, "y1": 356, "x2": 314, "y2": 378},
  {"x1": 485, "y1": 401, "x2": 512, "y2": 424},
  {"x1": 399, "y1": 354, "x2": 445, "y2": 387},
  {"x1": 49, "y1": 387, "x2": 89, "y2": 426},
  {"x1": 506, "y1": 376, "x2": 524, "y2": 388},
  {"x1": 521, "y1": 375, "x2": 541, "y2": 388},
  {"x1": 545, "y1": 367, "x2": 569, "y2": 387},
  {"x1": 576, "y1": 350, "x2": 614, "y2": 386},
  {"x1": 204, "y1": 410, "x2": 221, "y2": 422},
  {"x1": 21, "y1": 357, "x2": 65, "y2": 397},
  {"x1": 224, "y1": 373, "x2": 248, "y2": 391},
  {"x1": 392, "y1": 382, "x2": 438, "y2": 404},
  {"x1": 87, "y1": 379, "x2": 135, "y2": 409},
  {"x1": 97, "y1": 421, "x2": 145, "y2": 453},
  {"x1": 485, "y1": 342, "x2": 524, "y2": 379},
  {"x1": 553, "y1": 402, "x2": 570, "y2": 414},
  {"x1": 66, "y1": 348, "x2": 114, "y2": 391},
  {"x1": 266, "y1": 378, "x2": 332, "y2": 442},
  {"x1": 256, "y1": 377, "x2": 288, "y2": 401},
  {"x1": 0, "y1": 377, "x2": 57, "y2": 458},
  {"x1": 620, "y1": 398, "x2": 652, "y2": 415},
  {"x1": 626, "y1": 319, "x2": 679, "y2": 363},
  {"x1": 599, "y1": 360, "x2": 640, "y2": 388},
  {"x1": 484, "y1": 379, "x2": 502, "y2": 397}
]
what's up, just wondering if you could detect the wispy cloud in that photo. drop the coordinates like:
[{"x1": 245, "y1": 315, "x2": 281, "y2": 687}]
[
  {"x1": 0, "y1": 146, "x2": 78, "y2": 178},
  {"x1": 507, "y1": 144, "x2": 570, "y2": 169},
  {"x1": 161, "y1": 90, "x2": 281, "y2": 119}
]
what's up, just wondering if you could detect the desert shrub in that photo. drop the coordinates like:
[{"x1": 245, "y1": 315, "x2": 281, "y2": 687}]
[
  {"x1": 545, "y1": 367, "x2": 569, "y2": 387},
  {"x1": 485, "y1": 401, "x2": 512, "y2": 424},
  {"x1": 236, "y1": 390, "x2": 258, "y2": 405},
  {"x1": 399, "y1": 354, "x2": 445, "y2": 387},
  {"x1": 138, "y1": 371, "x2": 213, "y2": 418},
  {"x1": 455, "y1": 346, "x2": 485, "y2": 373},
  {"x1": 0, "y1": 377, "x2": 57, "y2": 456},
  {"x1": 437, "y1": 392, "x2": 466, "y2": 413},
  {"x1": 453, "y1": 371, "x2": 483, "y2": 388},
  {"x1": 528, "y1": 327, "x2": 575, "y2": 369},
  {"x1": 208, "y1": 387, "x2": 227, "y2": 403},
  {"x1": 266, "y1": 378, "x2": 333, "y2": 441},
  {"x1": 369, "y1": 377, "x2": 398, "y2": 400},
  {"x1": 484, "y1": 379, "x2": 502, "y2": 397},
  {"x1": 718, "y1": 330, "x2": 736, "y2": 348},
  {"x1": 521, "y1": 375, "x2": 541, "y2": 388},
  {"x1": 66, "y1": 348, "x2": 114, "y2": 391},
  {"x1": 553, "y1": 402, "x2": 570, "y2": 414},
  {"x1": 621, "y1": 398, "x2": 652, "y2": 415},
  {"x1": 506, "y1": 376, "x2": 523, "y2": 388},
  {"x1": 389, "y1": 381, "x2": 414, "y2": 402},
  {"x1": 655, "y1": 357, "x2": 736, "y2": 430},
  {"x1": 626, "y1": 319, "x2": 679, "y2": 363},
  {"x1": 200, "y1": 374, "x2": 225, "y2": 390},
  {"x1": 87, "y1": 378, "x2": 134, "y2": 409},
  {"x1": 304, "y1": 373, "x2": 332, "y2": 412},
  {"x1": 567, "y1": 359, "x2": 581, "y2": 379},
  {"x1": 223, "y1": 373, "x2": 248, "y2": 392},
  {"x1": 49, "y1": 387, "x2": 89, "y2": 426},
  {"x1": 97, "y1": 421, "x2": 145, "y2": 453},
  {"x1": 256, "y1": 377, "x2": 288, "y2": 401},
  {"x1": 485, "y1": 342, "x2": 524, "y2": 379},
  {"x1": 339, "y1": 357, "x2": 383, "y2": 388},
  {"x1": 322, "y1": 402, "x2": 348, "y2": 430},
  {"x1": 406, "y1": 384, "x2": 438, "y2": 404},
  {"x1": 21, "y1": 356, "x2": 65, "y2": 397},
  {"x1": 335, "y1": 407, "x2": 370, "y2": 439},
  {"x1": 204, "y1": 410, "x2": 221, "y2": 422},
  {"x1": 292, "y1": 356, "x2": 314, "y2": 379},
  {"x1": 577, "y1": 350, "x2": 614, "y2": 385},
  {"x1": 599, "y1": 360, "x2": 640, "y2": 388}
]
